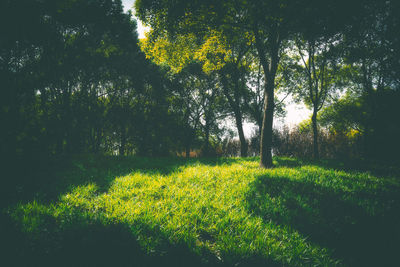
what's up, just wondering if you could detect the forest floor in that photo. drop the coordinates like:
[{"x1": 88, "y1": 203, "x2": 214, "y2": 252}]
[{"x1": 1, "y1": 155, "x2": 400, "y2": 266}]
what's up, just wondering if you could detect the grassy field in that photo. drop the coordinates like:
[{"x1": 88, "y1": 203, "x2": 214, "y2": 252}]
[{"x1": 1, "y1": 156, "x2": 400, "y2": 266}]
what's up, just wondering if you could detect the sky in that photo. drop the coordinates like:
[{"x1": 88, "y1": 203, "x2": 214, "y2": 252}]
[
  {"x1": 122, "y1": 0, "x2": 149, "y2": 38},
  {"x1": 121, "y1": 0, "x2": 311, "y2": 137}
]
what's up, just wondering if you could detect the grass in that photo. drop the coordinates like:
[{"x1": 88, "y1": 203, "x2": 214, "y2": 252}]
[{"x1": 1, "y1": 156, "x2": 399, "y2": 266}]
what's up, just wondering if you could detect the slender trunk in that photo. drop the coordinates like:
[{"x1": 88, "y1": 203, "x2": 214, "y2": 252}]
[
  {"x1": 256, "y1": 63, "x2": 263, "y2": 138},
  {"x1": 95, "y1": 127, "x2": 101, "y2": 153},
  {"x1": 312, "y1": 107, "x2": 319, "y2": 159},
  {"x1": 184, "y1": 123, "x2": 192, "y2": 158},
  {"x1": 363, "y1": 125, "x2": 370, "y2": 158},
  {"x1": 232, "y1": 69, "x2": 248, "y2": 158},
  {"x1": 220, "y1": 72, "x2": 247, "y2": 157},
  {"x1": 234, "y1": 111, "x2": 248, "y2": 157},
  {"x1": 91, "y1": 126, "x2": 102, "y2": 154},
  {"x1": 204, "y1": 123, "x2": 210, "y2": 157},
  {"x1": 64, "y1": 82, "x2": 73, "y2": 154},
  {"x1": 185, "y1": 144, "x2": 190, "y2": 159},
  {"x1": 361, "y1": 61, "x2": 374, "y2": 159},
  {"x1": 119, "y1": 126, "x2": 126, "y2": 156},
  {"x1": 203, "y1": 109, "x2": 211, "y2": 157},
  {"x1": 260, "y1": 78, "x2": 275, "y2": 168}
]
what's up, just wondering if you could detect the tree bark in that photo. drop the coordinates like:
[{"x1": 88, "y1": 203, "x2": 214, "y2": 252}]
[
  {"x1": 185, "y1": 142, "x2": 190, "y2": 158},
  {"x1": 259, "y1": 77, "x2": 275, "y2": 168},
  {"x1": 312, "y1": 107, "x2": 319, "y2": 159},
  {"x1": 204, "y1": 123, "x2": 210, "y2": 156},
  {"x1": 119, "y1": 126, "x2": 126, "y2": 156},
  {"x1": 361, "y1": 60, "x2": 375, "y2": 159},
  {"x1": 256, "y1": 28, "x2": 280, "y2": 168},
  {"x1": 235, "y1": 110, "x2": 248, "y2": 157}
]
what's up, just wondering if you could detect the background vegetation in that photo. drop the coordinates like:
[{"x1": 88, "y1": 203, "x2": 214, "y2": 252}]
[{"x1": 2, "y1": 0, "x2": 399, "y2": 169}]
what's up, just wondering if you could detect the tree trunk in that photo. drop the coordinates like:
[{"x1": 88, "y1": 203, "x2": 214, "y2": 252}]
[
  {"x1": 64, "y1": 82, "x2": 73, "y2": 154},
  {"x1": 259, "y1": 79, "x2": 275, "y2": 168},
  {"x1": 204, "y1": 126, "x2": 210, "y2": 156},
  {"x1": 203, "y1": 115, "x2": 210, "y2": 156},
  {"x1": 220, "y1": 72, "x2": 247, "y2": 157},
  {"x1": 185, "y1": 143, "x2": 190, "y2": 158},
  {"x1": 235, "y1": 111, "x2": 248, "y2": 157},
  {"x1": 93, "y1": 126, "x2": 102, "y2": 154},
  {"x1": 258, "y1": 48, "x2": 279, "y2": 168},
  {"x1": 119, "y1": 126, "x2": 126, "y2": 156},
  {"x1": 255, "y1": 24, "x2": 280, "y2": 168},
  {"x1": 312, "y1": 107, "x2": 319, "y2": 159},
  {"x1": 361, "y1": 61, "x2": 375, "y2": 159}
]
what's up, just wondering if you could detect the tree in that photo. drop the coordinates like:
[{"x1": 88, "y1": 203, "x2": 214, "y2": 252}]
[
  {"x1": 172, "y1": 62, "x2": 225, "y2": 157},
  {"x1": 195, "y1": 31, "x2": 253, "y2": 157},
  {"x1": 340, "y1": 0, "x2": 400, "y2": 159},
  {"x1": 141, "y1": 28, "x2": 252, "y2": 157},
  {"x1": 291, "y1": 35, "x2": 342, "y2": 159},
  {"x1": 0, "y1": 0, "x2": 181, "y2": 163}
]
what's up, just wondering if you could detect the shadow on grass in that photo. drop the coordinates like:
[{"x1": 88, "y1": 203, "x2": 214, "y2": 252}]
[
  {"x1": 0, "y1": 208, "x2": 283, "y2": 267},
  {"x1": 246, "y1": 174, "x2": 400, "y2": 267},
  {"x1": 4, "y1": 155, "x2": 299, "y2": 208},
  {"x1": 293, "y1": 157, "x2": 400, "y2": 178},
  {"x1": 4, "y1": 155, "x2": 398, "y2": 209},
  {"x1": 1, "y1": 198, "x2": 283, "y2": 267},
  {"x1": 191, "y1": 157, "x2": 257, "y2": 167},
  {"x1": 1, "y1": 211, "x2": 285, "y2": 267},
  {"x1": 39, "y1": 155, "x2": 255, "y2": 204},
  {"x1": 0, "y1": 155, "x2": 287, "y2": 267},
  {"x1": 273, "y1": 157, "x2": 304, "y2": 168},
  {"x1": 6, "y1": 155, "x2": 398, "y2": 266},
  {"x1": 3, "y1": 155, "x2": 198, "y2": 207},
  {"x1": 0, "y1": 211, "x2": 227, "y2": 267}
]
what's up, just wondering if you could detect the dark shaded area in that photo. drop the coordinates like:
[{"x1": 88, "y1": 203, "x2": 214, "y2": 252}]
[
  {"x1": 0, "y1": 211, "x2": 282, "y2": 267},
  {"x1": 246, "y1": 173, "x2": 400, "y2": 266},
  {"x1": 0, "y1": 155, "x2": 284, "y2": 267},
  {"x1": 275, "y1": 156, "x2": 400, "y2": 178},
  {"x1": 0, "y1": 211, "x2": 227, "y2": 267},
  {"x1": 273, "y1": 157, "x2": 304, "y2": 168},
  {"x1": 0, "y1": 155, "x2": 266, "y2": 267},
  {"x1": 192, "y1": 157, "x2": 255, "y2": 167},
  {"x1": 1, "y1": 155, "x2": 194, "y2": 209},
  {"x1": 2, "y1": 154, "x2": 254, "y2": 211},
  {"x1": 315, "y1": 158, "x2": 400, "y2": 178}
]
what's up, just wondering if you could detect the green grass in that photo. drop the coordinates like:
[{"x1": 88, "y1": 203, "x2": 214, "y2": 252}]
[{"x1": 1, "y1": 156, "x2": 400, "y2": 266}]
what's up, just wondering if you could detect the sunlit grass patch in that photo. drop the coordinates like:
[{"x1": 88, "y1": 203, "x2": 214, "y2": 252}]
[{"x1": 4, "y1": 156, "x2": 400, "y2": 266}]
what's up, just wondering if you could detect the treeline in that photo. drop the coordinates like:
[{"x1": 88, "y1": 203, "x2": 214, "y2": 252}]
[
  {"x1": 1, "y1": 0, "x2": 185, "y2": 166},
  {"x1": 1, "y1": 0, "x2": 400, "y2": 172}
]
